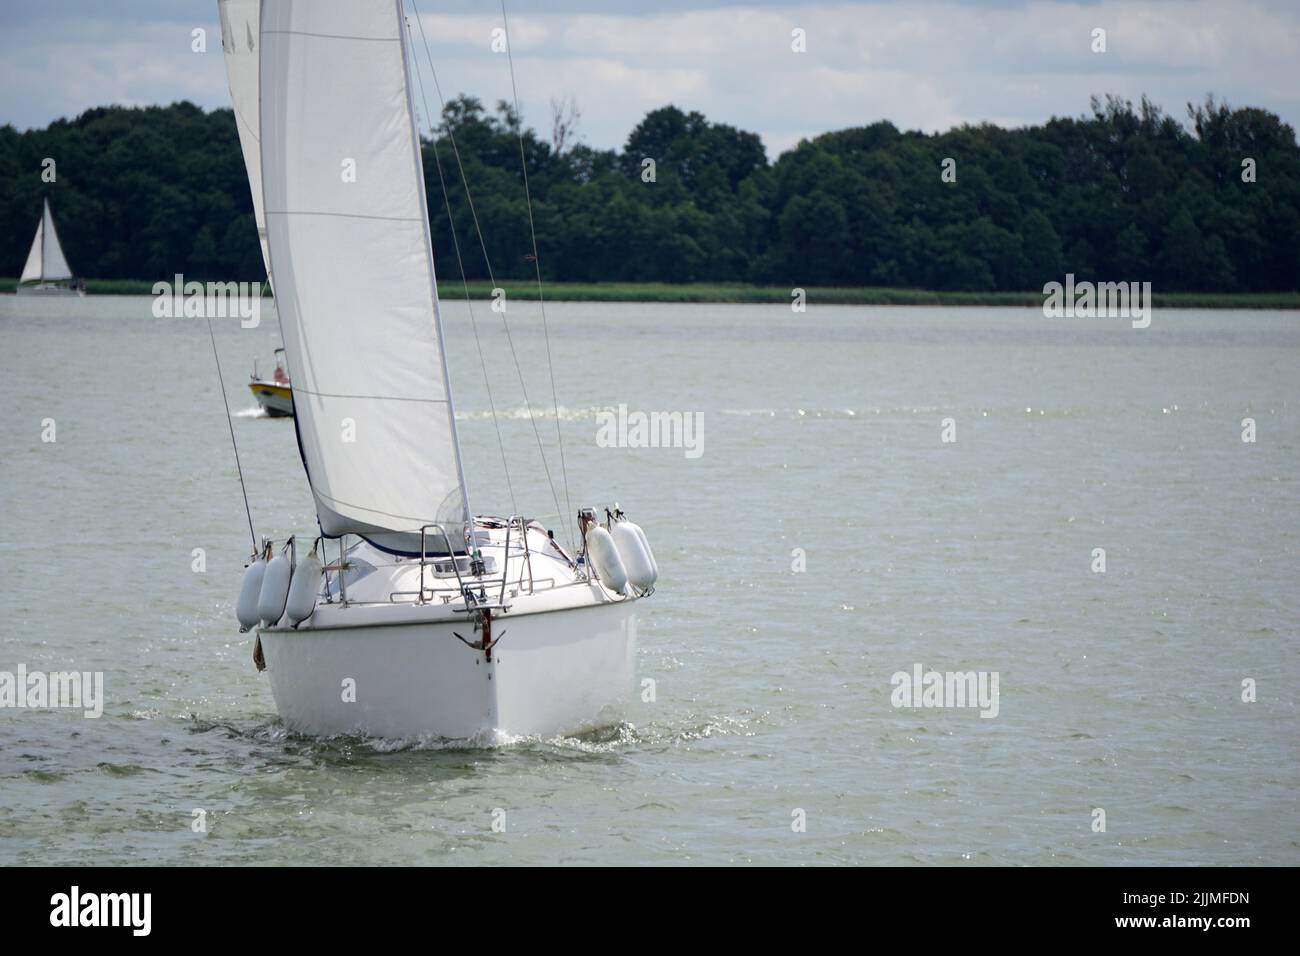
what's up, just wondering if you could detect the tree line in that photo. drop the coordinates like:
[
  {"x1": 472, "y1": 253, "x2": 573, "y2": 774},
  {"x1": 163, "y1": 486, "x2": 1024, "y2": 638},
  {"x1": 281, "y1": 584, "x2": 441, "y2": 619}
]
[{"x1": 1, "y1": 94, "x2": 1296, "y2": 291}]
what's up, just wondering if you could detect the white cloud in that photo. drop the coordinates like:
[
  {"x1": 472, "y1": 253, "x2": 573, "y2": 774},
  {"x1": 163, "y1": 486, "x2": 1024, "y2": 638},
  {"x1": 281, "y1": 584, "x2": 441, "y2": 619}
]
[
  {"x1": 0, "y1": 1, "x2": 1296, "y2": 159},
  {"x1": 0, "y1": 18, "x2": 225, "y2": 119}
]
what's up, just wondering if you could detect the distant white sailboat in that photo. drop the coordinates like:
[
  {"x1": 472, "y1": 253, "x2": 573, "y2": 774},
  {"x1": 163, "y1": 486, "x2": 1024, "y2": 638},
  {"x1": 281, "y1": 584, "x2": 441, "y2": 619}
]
[
  {"x1": 16, "y1": 198, "x2": 85, "y2": 296},
  {"x1": 220, "y1": 0, "x2": 657, "y2": 740}
]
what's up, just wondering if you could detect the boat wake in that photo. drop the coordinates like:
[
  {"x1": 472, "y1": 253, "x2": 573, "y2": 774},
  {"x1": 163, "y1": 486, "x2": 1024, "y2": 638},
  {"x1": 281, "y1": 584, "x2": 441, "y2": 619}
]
[
  {"x1": 722, "y1": 407, "x2": 878, "y2": 418},
  {"x1": 234, "y1": 406, "x2": 267, "y2": 418},
  {"x1": 352, "y1": 714, "x2": 759, "y2": 755},
  {"x1": 457, "y1": 404, "x2": 605, "y2": 422},
  {"x1": 185, "y1": 710, "x2": 760, "y2": 757}
]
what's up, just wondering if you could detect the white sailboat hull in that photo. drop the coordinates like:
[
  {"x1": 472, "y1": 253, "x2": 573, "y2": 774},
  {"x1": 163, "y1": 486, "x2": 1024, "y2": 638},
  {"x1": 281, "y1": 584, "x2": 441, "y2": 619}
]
[
  {"x1": 259, "y1": 593, "x2": 637, "y2": 740},
  {"x1": 16, "y1": 282, "x2": 84, "y2": 297}
]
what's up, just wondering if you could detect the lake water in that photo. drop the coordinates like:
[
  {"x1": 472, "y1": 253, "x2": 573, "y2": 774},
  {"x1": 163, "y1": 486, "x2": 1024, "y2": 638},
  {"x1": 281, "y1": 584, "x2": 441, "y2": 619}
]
[{"x1": 1, "y1": 294, "x2": 1296, "y2": 865}]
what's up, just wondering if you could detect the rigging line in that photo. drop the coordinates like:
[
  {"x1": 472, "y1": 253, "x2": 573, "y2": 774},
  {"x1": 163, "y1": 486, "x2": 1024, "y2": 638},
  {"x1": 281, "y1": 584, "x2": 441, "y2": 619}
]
[
  {"x1": 411, "y1": 12, "x2": 562, "y2": 544},
  {"x1": 204, "y1": 313, "x2": 257, "y2": 552},
  {"x1": 409, "y1": 4, "x2": 569, "y2": 550},
  {"x1": 403, "y1": 9, "x2": 516, "y2": 516},
  {"x1": 500, "y1": 0, "x2": 573, "y2": 546}
]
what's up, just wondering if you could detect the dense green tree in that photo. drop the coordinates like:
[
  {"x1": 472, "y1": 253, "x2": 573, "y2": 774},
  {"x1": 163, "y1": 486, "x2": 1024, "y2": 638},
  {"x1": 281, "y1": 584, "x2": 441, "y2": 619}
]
[
  {"x1": 1, "y1": 94, "x2": 1296, "y2": 292},
  {"x1": 1021, "y1": 209, "x2": 1064, "y2": 286}
]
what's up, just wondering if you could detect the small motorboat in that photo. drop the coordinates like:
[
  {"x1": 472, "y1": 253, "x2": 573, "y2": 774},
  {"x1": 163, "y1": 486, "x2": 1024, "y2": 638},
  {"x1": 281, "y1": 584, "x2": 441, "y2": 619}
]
[{"x1": 248, "y1": 347, "x2": 293, "y2": 417}]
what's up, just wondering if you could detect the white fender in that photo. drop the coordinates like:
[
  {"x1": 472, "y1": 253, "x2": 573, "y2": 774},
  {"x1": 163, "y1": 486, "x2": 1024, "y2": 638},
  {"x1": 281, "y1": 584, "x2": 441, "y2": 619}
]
[
  {"x1": 611, "y1": 519, "x2": 656, "y2": 591},
  {"x1": 258, "y1": 551, "x2": 293, "y2": 627},
  {"x1": 236, "y1": 554, "x2": 267, "y2": 632},
  {"x1": 285, "y1": 547, "x2": 324, "y2": 626},
  {"x1": 625, "y1": 520, "x2": 658, "y2": 581},
  {"x1": 585, "y1": 525, "x2": 628, "y2": 594},
  {"x1": 634, "y1": 522, "x2": 660, "y2": 574}
]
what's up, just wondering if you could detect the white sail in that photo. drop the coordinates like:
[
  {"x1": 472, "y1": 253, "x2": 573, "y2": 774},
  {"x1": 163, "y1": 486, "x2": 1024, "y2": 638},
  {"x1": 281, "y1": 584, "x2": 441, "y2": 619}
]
[
  {"x1": 19, "y1": 215, "x2": 43, "y2": 283},
  {"x1": 40, "y1": 200, "x2": 73, "y2": 280},
  {"x1": 259, "y1": 0, "x2": 470, "y2": 549},
  {"x1": 217, "y1": 0, "x2": 272, "y2": 281}
]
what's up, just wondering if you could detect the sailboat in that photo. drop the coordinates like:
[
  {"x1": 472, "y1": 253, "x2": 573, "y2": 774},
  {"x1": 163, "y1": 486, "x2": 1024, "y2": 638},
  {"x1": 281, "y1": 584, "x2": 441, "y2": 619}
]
[
  {"x1": 220, "y1": 0, "x2": 657, "y2": 740},
  {"x1": 16, "y1": 198, "x2": 85, "y2": 296}
]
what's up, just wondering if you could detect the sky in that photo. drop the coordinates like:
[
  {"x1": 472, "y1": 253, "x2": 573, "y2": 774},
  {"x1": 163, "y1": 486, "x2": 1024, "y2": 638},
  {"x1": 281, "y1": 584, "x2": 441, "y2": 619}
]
[{"x1": 1, "y1": 0, "x2": 1297, "y2": 158}]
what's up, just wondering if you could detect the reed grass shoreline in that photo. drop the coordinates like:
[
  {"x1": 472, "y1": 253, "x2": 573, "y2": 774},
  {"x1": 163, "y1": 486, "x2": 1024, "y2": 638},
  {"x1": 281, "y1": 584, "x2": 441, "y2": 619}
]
[{"x1": 6, "y1": 278, "x2": 1299, "y2": 309}]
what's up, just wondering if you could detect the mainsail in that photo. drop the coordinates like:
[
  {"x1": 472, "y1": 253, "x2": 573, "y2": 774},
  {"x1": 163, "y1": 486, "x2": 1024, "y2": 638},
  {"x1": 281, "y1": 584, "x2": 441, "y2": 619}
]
[
  {"x1": 258, "y1": 0, "x2": 471, "y2": 548},
  {"x1": 217, "y1": 0, "x2": 272, "y2": 282},
  {"x1": 20, "y1": 199, "x2": 73, "y2": 283}
]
